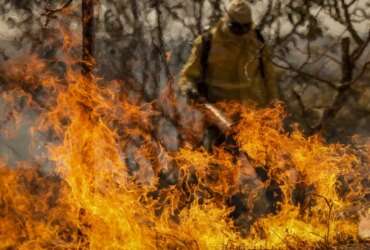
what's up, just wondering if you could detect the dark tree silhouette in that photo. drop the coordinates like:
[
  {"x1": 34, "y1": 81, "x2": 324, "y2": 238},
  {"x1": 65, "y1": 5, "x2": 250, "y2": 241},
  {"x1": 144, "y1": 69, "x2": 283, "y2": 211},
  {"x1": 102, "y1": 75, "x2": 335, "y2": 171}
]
[{"x1": 82, "y1": 0, "x2": 95, "y2": 75}]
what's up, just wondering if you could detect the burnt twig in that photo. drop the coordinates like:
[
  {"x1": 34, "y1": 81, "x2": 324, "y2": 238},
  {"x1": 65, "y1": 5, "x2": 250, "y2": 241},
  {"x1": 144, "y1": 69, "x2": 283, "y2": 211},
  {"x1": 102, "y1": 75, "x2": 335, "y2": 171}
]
[{"x1": 42, "y1": 0, "x2": 74, "y2": 27}]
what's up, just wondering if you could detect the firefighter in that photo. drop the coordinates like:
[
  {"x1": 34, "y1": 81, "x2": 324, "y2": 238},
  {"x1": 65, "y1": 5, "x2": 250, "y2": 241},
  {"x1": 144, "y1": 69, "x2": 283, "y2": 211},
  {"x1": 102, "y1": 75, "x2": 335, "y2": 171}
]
[
  {"x1": 177, "y1": 0, "x2": 283, "y2": 233},
  {"x1": 179, "y1": 0, "x2": 279, "y2": 106},
  {"x1": 178, "y1": 0, "x2": 280, "y2": 150}
]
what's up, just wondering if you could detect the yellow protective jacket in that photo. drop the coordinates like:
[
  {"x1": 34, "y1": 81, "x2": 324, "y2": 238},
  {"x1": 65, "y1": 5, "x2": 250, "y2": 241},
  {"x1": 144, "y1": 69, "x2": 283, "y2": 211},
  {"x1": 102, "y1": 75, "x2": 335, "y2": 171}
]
[{"x1": 179, "y1": 21, "x2": 279, "y2": 107}]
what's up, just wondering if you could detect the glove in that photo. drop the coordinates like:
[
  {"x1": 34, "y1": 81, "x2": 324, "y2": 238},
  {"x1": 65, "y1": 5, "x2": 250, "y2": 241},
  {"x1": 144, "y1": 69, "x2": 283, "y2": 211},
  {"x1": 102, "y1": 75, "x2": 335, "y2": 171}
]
[
  {"x1": 180, "y1": 82, "x2": 200, "y2": 100},
  {"x1": 187, "y1": 86, "x2": 201, "y2": 100}
]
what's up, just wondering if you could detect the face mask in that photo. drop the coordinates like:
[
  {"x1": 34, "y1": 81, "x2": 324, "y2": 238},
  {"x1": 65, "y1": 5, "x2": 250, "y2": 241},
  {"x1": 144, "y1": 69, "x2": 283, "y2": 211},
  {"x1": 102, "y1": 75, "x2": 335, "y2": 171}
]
[{"x1": 227, "y1": 21, "x2": 252, "y2": 36}]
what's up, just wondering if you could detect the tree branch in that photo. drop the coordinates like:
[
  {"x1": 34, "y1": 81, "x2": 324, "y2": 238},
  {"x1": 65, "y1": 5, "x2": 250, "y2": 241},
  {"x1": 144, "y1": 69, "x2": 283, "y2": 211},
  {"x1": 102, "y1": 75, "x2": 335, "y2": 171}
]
[
  {"x1": 340, "y1": 0, "x2": 363, "y2": 45},
  {"x1": 42, "y1": 0, "x2": 74, "y2": 26}
]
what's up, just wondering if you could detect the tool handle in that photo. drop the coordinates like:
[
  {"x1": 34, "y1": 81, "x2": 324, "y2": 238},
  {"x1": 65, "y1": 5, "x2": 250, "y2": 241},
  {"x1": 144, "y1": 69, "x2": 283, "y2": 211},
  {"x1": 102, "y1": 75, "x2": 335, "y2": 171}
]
[{"x1": 202, "y1": 103, "x2": 235, "y2": 133}]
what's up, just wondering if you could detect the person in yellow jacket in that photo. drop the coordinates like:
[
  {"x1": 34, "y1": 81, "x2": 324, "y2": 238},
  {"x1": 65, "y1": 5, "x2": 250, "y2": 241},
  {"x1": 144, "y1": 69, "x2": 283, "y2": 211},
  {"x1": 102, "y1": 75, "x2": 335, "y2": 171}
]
[
  {"x1": 178, "y1": 1, "x2": 283, "y2": 230},
  {"x1": 179, "y1": 0, "x2": 279, "y2": 107}
]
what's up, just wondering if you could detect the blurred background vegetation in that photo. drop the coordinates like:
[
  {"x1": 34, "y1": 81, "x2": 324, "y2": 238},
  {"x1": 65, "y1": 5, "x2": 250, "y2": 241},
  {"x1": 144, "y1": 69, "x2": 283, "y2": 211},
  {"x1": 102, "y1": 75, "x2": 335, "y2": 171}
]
[{"x1": 0, "y1": 0, "x2": 370, "y2": 141}]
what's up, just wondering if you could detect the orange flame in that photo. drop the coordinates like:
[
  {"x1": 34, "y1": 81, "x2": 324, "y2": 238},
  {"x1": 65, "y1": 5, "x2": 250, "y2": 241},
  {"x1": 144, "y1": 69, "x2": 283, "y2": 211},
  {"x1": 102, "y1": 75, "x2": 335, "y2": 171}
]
[{"x1": 0, "y1": 30, "x2": 368, "y2": 249}]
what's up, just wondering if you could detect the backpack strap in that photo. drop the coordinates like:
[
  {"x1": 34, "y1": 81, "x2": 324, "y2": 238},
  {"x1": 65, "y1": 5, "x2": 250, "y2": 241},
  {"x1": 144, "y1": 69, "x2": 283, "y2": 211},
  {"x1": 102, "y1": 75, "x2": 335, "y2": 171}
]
[
  {"x1": 255, "y1": 29, "x2": 266, "y2": 80},
  {"x1": 199, "y1": 31, "x2": 213, "y2": 98}
]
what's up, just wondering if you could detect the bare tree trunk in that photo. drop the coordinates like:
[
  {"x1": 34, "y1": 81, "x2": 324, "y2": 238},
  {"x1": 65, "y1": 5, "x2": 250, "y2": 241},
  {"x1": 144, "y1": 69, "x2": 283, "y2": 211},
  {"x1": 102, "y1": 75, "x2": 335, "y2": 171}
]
[
  {"x1": 129, "y1": 0, "x2": 149, "y2": 86},
  {"x1": 153, "y1": 0, "x2": 171, "y2": 80},
  {"x1": 82, "y1": 0, "x2": 95, "y2": 75},
  {"x1": 318, "y1": 37, "x2": 354, "y2": 133},
  {"x1": 341, "y1": 37, "x2": 353, "y2": 82}
]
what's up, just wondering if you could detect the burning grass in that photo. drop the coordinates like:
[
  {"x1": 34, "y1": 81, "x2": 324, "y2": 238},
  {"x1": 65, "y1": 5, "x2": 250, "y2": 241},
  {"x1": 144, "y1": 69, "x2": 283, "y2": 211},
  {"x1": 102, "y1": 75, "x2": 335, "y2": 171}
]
[{"x1": 0, "y1": 39, "x2": 369, "y2": 249}]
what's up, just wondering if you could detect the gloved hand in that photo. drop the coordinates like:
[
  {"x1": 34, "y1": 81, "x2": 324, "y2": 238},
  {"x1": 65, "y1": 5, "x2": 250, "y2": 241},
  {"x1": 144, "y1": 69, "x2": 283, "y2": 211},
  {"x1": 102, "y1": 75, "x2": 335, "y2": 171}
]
[
  {"x1": 187, "y1": 86, "x2": 201, "y2": 100},
  {"x1": 180, "y1": 82, "x2": 201, "y2": 100}
]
